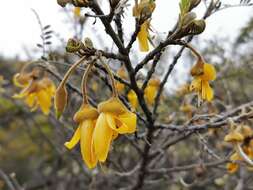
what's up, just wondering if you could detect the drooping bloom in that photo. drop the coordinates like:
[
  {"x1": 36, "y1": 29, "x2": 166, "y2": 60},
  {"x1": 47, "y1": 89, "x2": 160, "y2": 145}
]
[
  {"x1": 133, "y1": 0, "x2": 156, "y2": 52},
  {"x1": 92, "y1": 97, "x2": 137, "y2": 162},
  {"x1": 190, "y1": 63, "x2": 216, "y2": 102},
  {"x1": 144, "y1": 78, "x2": 160, "y2": 105},
  {"x1": 13, "y1": 73, "x2": 55, "y2": 115},
  {"x1": 65, "y1": 104, "x2": 98, "y2": 169}
]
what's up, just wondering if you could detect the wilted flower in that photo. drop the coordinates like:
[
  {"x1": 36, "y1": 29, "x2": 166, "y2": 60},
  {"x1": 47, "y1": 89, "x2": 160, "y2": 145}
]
[{"x1": 13, "y1": 75, "x2": 55, "y2": 115}]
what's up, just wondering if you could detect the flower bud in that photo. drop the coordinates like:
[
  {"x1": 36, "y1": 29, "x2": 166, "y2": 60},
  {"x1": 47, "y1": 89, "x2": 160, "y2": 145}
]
[
  {"x1": 54, "y1": 85, "x2": 68, "y2": 119},
  {"x1": 66, "y1": 38, "x2": 84, "y2": 53},
  {"x1": 189, "y1": 0, "x2": 201, "y2": 10},
  {"x1": 84, "y1": 37, "x2": 93, "y2": 49},
  {"x1": 188, "y1": 19, "x2": 206, "y2": 35}
]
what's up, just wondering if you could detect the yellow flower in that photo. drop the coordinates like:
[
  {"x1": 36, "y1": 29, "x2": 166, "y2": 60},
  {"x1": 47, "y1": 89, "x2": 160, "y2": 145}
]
[
  {"x1": 13, "y1": 76, "x2": 55, "y2": 115},
  {"x1": 137, "y1": 21, "x2": 150, "y2": 52},
  {"x1": 74, "y1": 7, "x2": 81, "y2": 18},
  {"x1": 226, "y1": 153, "x2": 241, "y2": 174},
  {"x1": 224, "y1": 130, "x2": 244, "y2": 143},
  {"x1": 127, "y1": 90, "x2": 138, "y2": 109},
  {"x1": 93, "y1": 97, "x2": 137, "y2": 162},
  {"x1": 65, "y1": 104, "x2": 98, "y2": 169},
  {"x1": 226, "y1": 162, "x2": 239, "y2": 174},
  {"x1": 144, "y1": 78, "x2": 160, "y2": 105},
  {"x1": 190, "y1": 63, "x2": 216, "y2": 102},
  {"x1": 133, "y1": 0, "x2": 156, "y2": 52},
  {"x1": 115, "y1": 67, "x2": 127, "y2": 93}
]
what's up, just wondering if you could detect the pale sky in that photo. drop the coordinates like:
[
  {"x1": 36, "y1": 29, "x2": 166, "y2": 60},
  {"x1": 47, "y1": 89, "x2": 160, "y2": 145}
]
[{"x1": 0, "y1": 0, "x2": 252, "y2": 60}]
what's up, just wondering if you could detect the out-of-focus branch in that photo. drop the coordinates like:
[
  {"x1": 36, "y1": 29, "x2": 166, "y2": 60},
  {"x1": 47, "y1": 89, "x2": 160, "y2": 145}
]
[
  {"x1": 148, "y1": 159, "x2": 228, "y2": 175},
  {"x1": 0, "y1": 169, "x2": 16, "y2": 190}
]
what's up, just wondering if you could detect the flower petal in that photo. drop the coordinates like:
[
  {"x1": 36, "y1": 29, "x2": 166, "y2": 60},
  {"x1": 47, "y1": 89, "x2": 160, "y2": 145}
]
[
  {"x1": 200, "y1": 63, "x2": 216, "y2": 81},
  {"x1": 37, "y1": 90, "x2": 51, "y2": 115},
  {"x1": 106, "y1": 113, "x2": 129, "y2": 134},
  {"x1": 93, "y1": 113, "x2": 113, "y2": 162},
  {"x1": 24, "y1": 93, "x2": 36, "y2": 108},
  {"x1": 127, "y1": 90, "x2": 138, "y2": 109},
  {"x1": 80, "y1": 120, "x2": 97, "y2": 169},
  {"x1": 144, "y1": 86, "x2": 157, "y2": 105},
  {"x1": 201, "y1": 81, "x2": 214, "y2": 101},
  {"x1": 227, "y1": 162, "x2": 239, "y2": 173},
  {"x1": 190, "y1": 77, "x2": 201, "y2": 91},
  {"x1": 137, "y1": 21, "x2": 149, "y2": 52},
  {"x1": 64, "y1": 126, "x2": 81, "y2": 150},
  {"x1": 117, "y1": 112, "x2": 137, "y2": 133}
]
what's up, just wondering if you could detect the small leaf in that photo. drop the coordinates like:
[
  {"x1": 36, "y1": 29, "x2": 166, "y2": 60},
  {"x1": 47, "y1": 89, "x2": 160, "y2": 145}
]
[
  {"x1": 44, "y1": 31, "x2": 53, "y2": 35},
  {"x1": 37, "y1": 43, "x2": 43, "y2": 48},
  {"x1": 43, "y1": 25, "x2": 51, "y2": 30},
  {"x1": 45, "y1": 41, "x2": 52, "y2": 45},
  {"x1": 45, "y1": 35, "x2": 52, "y2": 40}
]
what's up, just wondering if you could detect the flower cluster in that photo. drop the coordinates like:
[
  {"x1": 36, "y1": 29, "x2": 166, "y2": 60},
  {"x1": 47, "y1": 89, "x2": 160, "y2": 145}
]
[
  {"x1": 55, "y1": 54, "x2": 137, "y2": 169},
  {"x1": 224, "y1": 124, "x2": 253, "y2": 173}
]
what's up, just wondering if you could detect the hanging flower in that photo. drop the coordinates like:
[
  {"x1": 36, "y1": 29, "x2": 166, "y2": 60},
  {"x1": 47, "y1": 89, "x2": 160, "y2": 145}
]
[
  {"x1": 13, "y1": 73, "x2": 55, "y2": 115},
  {"x1": 133, "y1": 0, "x2": 156, "y2": 52},
  {"x1": 127, "y1": 90, "x2": 138, "y2": 109},
  {"x1": 190, "y1": 62, "x2": 216, "y2": 102},
  {"x1": 65, "y1": 104, "x2": 98, "y2": 169},
  {"x1": 115, "y1": 66, "x2": 127, "y2": 93},
  {"x1": 93, "y1": 97, "x2": 137, "y2": 162},
  {"x1": 144, "y1": 78, "x2": 160, "y2": 105}
]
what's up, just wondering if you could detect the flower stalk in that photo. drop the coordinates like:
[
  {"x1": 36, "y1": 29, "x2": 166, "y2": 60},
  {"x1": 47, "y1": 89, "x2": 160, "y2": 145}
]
[
  {"x1": 97, "y1": 53, "x2": 118, "y2": 98},
  {"x1": 81, "y1": 60, "x2": 95, "y2": 104}
]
